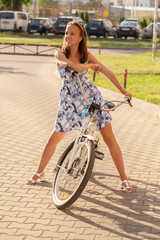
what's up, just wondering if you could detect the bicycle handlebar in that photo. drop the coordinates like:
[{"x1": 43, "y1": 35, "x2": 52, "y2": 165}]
[{"x1": 64, "y1": 66, "x2": 132, "y2": 111}]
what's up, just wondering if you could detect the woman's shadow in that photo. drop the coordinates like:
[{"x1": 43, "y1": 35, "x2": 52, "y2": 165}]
[{"x1": 62, "y1": 172, "x2": 160, "y2": 240}]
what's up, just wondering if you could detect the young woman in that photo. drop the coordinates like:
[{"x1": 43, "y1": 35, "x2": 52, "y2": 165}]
[{"x1": 27, "y1": 21, "x2": 132, "y2": 192}]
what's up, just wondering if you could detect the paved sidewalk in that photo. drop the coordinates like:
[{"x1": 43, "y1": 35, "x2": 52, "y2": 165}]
[{"x1": 0, "y1": 55, "x2": 160, "y2": 240}]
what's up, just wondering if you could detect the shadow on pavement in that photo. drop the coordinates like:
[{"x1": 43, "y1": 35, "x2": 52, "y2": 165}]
[{"x1": 61, "y1": 172, "x2": 160, "y2": 239}]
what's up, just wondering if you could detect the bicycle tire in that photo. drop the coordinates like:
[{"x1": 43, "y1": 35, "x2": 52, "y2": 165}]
[{"x1": 52, "y1": 139, "x2": 95, "y2": 209}]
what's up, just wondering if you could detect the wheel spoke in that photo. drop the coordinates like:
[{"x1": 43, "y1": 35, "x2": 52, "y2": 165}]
[{"x1": 53, "y1": 140, "x2": 95, "y2": 209}]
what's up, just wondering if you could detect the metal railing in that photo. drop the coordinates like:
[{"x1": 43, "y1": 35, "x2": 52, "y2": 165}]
[{"x1": 0, "y1": 42, "x2": 61, "y2": 56}]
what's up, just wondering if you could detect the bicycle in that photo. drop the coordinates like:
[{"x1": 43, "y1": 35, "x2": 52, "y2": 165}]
[{"x1": 52, "y1": 66, "x2": 132, "y2": 209}]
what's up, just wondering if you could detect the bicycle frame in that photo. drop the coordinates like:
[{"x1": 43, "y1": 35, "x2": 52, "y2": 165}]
[{"x1": 66, "y1": 113, "x2": 97, "y2": 170}]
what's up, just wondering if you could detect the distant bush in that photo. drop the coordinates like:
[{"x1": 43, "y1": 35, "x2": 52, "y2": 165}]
[
  {"x1": 80, "y1": 12, "x2": 84, "y2": 21},
  {"x1": 140, "y1": 17, "x2": 153, "y2": 27},
  {"x1": 119, "y1": 17, "x2": 125, "y2": 23}
]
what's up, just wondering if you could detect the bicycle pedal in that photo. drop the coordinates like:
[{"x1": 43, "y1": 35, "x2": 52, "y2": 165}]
[{"x1": 95, "y1": 150, "x2": 104, "y2": 160}]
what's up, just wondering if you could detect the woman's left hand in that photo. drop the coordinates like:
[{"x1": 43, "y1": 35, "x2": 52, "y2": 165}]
[{"x1": 123, "y1": 92, "x2": 132, "y2": 101}]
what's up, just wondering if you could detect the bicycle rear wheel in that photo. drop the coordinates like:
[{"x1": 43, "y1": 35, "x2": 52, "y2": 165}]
[{"x1": 53, "y1": 139, "x2": 95, "y2": 209}]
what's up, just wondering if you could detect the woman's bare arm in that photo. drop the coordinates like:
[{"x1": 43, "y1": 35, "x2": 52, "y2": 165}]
[
  {"x1": 55, "y1": 50, "x2": 100, "y2": 72},
  {"x1": 88, "y1": 51, "x2": 128, "y2": 95}
]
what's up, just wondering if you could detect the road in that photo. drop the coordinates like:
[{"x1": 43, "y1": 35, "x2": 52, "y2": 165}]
[
  {"x1": 0, "y1": 54, "x2": 160, "y2": 240},
  {"x1": 88, "y1": 47, "x2": 155, "y2": 55}
]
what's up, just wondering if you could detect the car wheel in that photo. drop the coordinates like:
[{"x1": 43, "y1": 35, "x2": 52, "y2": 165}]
[
  {"x1": 103, "y1": 32, "x2": 108, "y2": 38},
  {"x1": 135, "y1": 33, "x2": 139, "y2": 39},
  {"x1": 114, "y1": 32, "x2": 117, "y2": 39},
  {"x1": 18, "y1": 27, "x2": 22, "y2": 33}
]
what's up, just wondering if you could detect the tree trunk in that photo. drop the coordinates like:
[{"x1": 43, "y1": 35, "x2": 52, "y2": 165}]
[{"x1": 13, "y1": 1, "x2": 22, "y2": 11}]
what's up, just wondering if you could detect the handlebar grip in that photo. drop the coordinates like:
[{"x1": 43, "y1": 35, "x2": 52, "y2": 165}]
[
  {"x1": 64, "y1": 66, "x2": 78, "y2": 76},
  {"x1": 126, "y1": 96, "x2": 133, "y2": 107}
]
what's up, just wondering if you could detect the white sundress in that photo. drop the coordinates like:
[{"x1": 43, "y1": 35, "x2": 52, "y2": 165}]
[{"x1": 54, "y1": 65, "x2": 112, "y2": 132}]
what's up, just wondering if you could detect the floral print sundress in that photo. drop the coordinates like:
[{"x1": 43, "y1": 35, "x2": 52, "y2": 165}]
[{"x1": 54, "y1": 65, "x2": 112, "y2": 132}]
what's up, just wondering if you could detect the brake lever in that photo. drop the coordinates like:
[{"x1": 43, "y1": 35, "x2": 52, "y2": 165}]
[{"x1": 126, "y1": 97, "x2": 133, "y2": 107}]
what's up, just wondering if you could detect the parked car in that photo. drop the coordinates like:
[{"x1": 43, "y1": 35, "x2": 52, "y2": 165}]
[
  {"x1": 143, "y1": 22, "x2": 160, "y2": 39},
  {"x1": 54, "y1": 16, "x2": 83, "y2": 35},
  {"x1": 86, "y1": 19, "x2": 117, "y2": 38},
  {"x1": 52, "y1": 18, "x2": 57, "y2": 34},
  {"x1": 117, "y1": 21, "x2": 143, "y2": 39},
  {"x1": 125, "y1": 18, "x2": 140, "y2": 23},
  {"x1": 0, "y1": 10, "x2": 29, "y2": 32},
  {"x1": 27, "y1": 17, "x2": 53, "y2": 34}
]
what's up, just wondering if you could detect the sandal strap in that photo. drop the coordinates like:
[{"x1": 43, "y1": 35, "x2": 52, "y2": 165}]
[
  {"x1": 120, "y1": 180, "x2": 132, "y2": 190},
  {"x1": 121, "y1": 180, "x2": 129, "y2": 185},
  {"x1": 27, "y1": 172, "x2": 45, "y2": 184},
  {"x1": 34, "y1": 172, "x2": 44, "y2": 177}
]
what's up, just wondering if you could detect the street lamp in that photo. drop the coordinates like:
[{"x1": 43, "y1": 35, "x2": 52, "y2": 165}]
[{"x1": 152, "y1": 0, "x2": 158, "y2": 62}]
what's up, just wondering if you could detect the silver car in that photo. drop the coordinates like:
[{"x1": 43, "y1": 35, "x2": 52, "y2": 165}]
[{"x1": 143, "y1": 22, "x2": 160, "y2": 39}]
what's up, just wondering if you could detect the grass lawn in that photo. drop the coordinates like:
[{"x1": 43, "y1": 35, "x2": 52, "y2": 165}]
[
  {"x1": 0, "y1": 32, "x2": 158, "y2": 48},
  {"x1": 88, "y1": 53, "x2": 160, "y2": 105}
]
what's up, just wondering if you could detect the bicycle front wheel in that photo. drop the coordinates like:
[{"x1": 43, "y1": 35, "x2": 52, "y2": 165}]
[{"x1": 53, "y1": 139, "x2": 95, "y2": 209}]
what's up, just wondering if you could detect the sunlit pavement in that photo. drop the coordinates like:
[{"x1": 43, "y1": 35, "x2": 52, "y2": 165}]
[{"x1": 0, "y1": 54, "x2": 160, "y2": 240}]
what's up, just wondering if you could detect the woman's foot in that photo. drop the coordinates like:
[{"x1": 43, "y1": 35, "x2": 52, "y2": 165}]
[
  {"x1": 119, "y1": 180, "x2": 133, "y2": 193},
  {"x1": 27, "y1": 172, "x2": 46, "y2": 184}
]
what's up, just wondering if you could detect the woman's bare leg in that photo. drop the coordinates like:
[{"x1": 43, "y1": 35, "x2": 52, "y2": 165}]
[
  {"x1": 100, "y1": 123, "x2": 132, "y2": 192},
  {"x1": 27, "y1": 131, "x2": 66, "y2": 183},
  {"x1": 37, "y1": 131, "x2": 67, "y2": 173}
]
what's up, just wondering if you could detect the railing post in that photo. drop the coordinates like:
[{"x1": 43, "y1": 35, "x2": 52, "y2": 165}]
[
  {"x1": 123, "y1": 69, "x2": 128, "y2": 89},
  {"x1": 14, "y1": 44, "x2": 15, "y2": 54},
  {"x1": 99, "y1": 46, "x2": 101, "y2": 54},
  {"x1": 93, "y1": 71, "x2": 96, "y2": 81}
]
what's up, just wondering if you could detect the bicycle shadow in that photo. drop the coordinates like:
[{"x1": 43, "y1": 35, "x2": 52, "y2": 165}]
[{"x1": 62, "y1": 172, "x2": 160, "y2": 240}]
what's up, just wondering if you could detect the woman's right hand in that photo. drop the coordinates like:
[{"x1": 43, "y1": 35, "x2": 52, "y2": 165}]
[{"x1": 91, "y1": 64, "x2": 101, "y2": 74}]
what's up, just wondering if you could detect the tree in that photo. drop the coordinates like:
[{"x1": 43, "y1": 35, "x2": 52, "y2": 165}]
[
  {"x1": 1, "y1": 0, "x2": 31, "y2": 11},
  {"x1": 80, "y1": 12, "x2": 84, "y2": 21},
  {"x1": 38, "y1": 0, "x2": 59, "y2": 8},
  {"x1": 84, "y1": 11, "x2": 88, "y2": 23},
  {"x1": 75, "y1": 10, "x2": 79, "y2": 17},
  {"x1": 119, "y1": 16, "x2": 125, "y2": 23}
]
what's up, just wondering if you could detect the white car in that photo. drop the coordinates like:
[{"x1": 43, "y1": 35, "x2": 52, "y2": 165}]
[{"x1": 0, "y1": 10, "x2": 29, "y2": 32}]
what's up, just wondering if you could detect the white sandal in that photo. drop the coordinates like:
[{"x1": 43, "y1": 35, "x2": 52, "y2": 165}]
[
  {"x1": 27, "y1": 172, "x2": 46, "y2": 184},
  {"x1": 119, "y1": 180, "x2": 133, "y2": 192}
]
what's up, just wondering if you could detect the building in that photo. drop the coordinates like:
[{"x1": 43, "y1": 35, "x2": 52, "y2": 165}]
[
  {"x1": 111, "y1": 0, "x2": 160, "y2": 7},
  {"x1": 110, "y1": 5, "x2": 160, "y2": 23}
]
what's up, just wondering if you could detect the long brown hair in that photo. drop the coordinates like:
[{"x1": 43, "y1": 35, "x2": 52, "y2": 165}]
[{"x1": 62, "y1": 21, "x2": 88, "y2": 63}]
